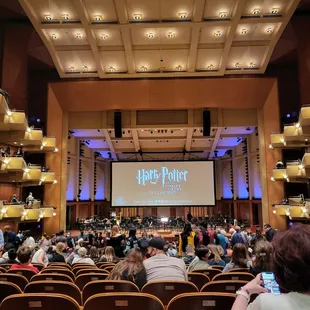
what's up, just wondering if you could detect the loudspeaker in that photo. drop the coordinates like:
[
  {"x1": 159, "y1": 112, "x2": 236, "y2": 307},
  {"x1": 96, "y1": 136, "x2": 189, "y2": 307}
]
[
  {"x1": 203, "y1": 110, "x2": 211, "y2": 136},
  {"x1": 114, "y1": 112, "x2": 122, "y2": 138}
]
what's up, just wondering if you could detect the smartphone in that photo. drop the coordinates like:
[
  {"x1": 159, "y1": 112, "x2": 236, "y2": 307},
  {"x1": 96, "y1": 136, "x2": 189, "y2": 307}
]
[{"x1": 261, "y1": 272, "x2": 281, "y2": 295}]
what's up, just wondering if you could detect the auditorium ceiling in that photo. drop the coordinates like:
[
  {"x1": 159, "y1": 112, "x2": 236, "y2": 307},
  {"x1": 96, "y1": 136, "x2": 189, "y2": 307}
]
[
  {"x1": 18, "y1": 0, "x2": 300, "y2": 79},
  {"x1": 70, "y1": 126, "x2": 256, "y2": 160}
]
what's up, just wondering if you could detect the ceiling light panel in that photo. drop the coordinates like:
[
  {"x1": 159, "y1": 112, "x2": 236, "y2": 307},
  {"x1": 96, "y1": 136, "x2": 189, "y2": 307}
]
[
  {"x1": 44, "y1": 29, "x2": 88, "y2": 46},
  {"x1": 242, "y1": 0, "x2": 287, "y2": 16},
  {"x1": 234, "y1": 23, "x2": 281, "y2": 41},
  {"x1": 160, "y1": 0, "x2": 194, "y2": 20},
  {"x1": 84, "y1": 0, "x2": 118, "y2": 22},
  {"x1": 100, "y1": 51, "x2": 128, "y2": 73},
  {"x1": 28, "y1": 0, "x2": 79, "y2": 22},
  {"x1": 203, "y1": 0, "x2": 235, "y2": 19},
  {"x1": 199, "y1": 26, "x2": 229, "y2": 44},
  {"x1": 57, "y1": 50, "x2": 97, "y2": 73},
  {"x1": 196, "y1": 49, "x2": 222, "y2": 71},
  {"x1": 134, "y1": 50, "x2": 163, "y2": 72},
  {"x1": 126, "y1": 0, "x2": 160, "y2": 21},
  {"x1": 159, "y1": 49, "x2": 189, "y2": 71},
  {"x1": 131, "y1": 28, "x2": 160, "y2": 45},
  {"x1": 94, "y1": 29, "x2": 123, "y2": 46},
  {"x1": 226, "y1": 46, "x2": 268, "y2": 69}
]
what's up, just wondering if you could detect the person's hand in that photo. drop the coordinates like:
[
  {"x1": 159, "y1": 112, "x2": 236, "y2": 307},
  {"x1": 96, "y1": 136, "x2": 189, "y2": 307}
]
[{"x1": 243, "y1": 274, "x2": 268, "y2": 296}]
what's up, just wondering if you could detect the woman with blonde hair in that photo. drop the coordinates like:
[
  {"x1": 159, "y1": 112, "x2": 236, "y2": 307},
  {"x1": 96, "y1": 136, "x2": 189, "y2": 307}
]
[
  {"x1": 207, "y1": 244, "x2": 226, "y2": 267},
  {"x1": 49, "y1": 242, "x2": 66, "y2": 263},
  {"x1": 108, "y1": 248, "x2": 147, "y2": 289},
  {"x1": 106, "y1": 225, "x2": 125, "y2": 257},
  {"x1": 100, "y1": 246, "x2": 118, "y2": 263},
  {"x1": 250, "y1": 240, "x2": 272, "y2": 276}
]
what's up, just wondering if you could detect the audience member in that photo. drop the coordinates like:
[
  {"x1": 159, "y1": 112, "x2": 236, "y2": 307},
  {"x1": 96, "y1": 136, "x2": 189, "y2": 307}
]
[
  {"x1": 3, "y1": 225, "x2": 17, "y2": 246},
  {"x1": 182, "y1": 244, "x2": 196, "y2": 265},
  {"x1": 32, "y1": 243, "x2": 49, "y2": 266},
  {"x1": 178, "y1": 223, "x2": 197, "y2": 257},
  {"x1": 250, "y1": 241, "x2": 272, "y2": 276},
  {"x1": 72, "y1": 247, "x2": 95, "y2": 265},
  {"x1": 231, "y1": 226, "x2": 246, "y2": 247},
  {"x1": 89, "y1": 246, "x2": 100, "y2": 263},
  {"x1": 66, "y1": 232, "x2": 75, "y2": 248},
  {"x1": 216, "y1": 229, "x2": 229, "y2": 254},
  {"x1": 108, "y1": 248, "x2": 147, "y2": 290},
  {"x1": 264, "y1": 224, "x2": 276, "y2": 242},
  {"x1": 49, "y1": 242, "x2": 66, "y2": 263},
  {"x1": 197, "y1": 225, "x2": 210, "y2": 246},
  {"x1": 166, "y1": 243, "x2": 178, "y2": 257},
  {"x1": 10, "y1": 246, "x2": 38, "y2": 273},
  {"x1": 55, "y1": 229, "x2": 67, "y2": 244},
  {"x1": 11, "y1": 194, "x2": 19, "y2": 204},
  {"x1": 188, "y1": 247, "x2": 211, "y2": 272},
  {"x1": 232, "y1": 224, "x2": 310, "y2": 310},
  {"x1": 143, "y1": 237, "x2": 187, "y2": 281},
  {"x1": 23, "y1": 231, "x2": 36, "y2": 250},
  {"x1": 223, "y1": 243, "x2": 252, "y2": 272},
  {"x1": 99, "y1": 246, "x2": 117, "y2": 263},
  {"x1": 0, "y1": 248, "x2": 19, "y2": 264},
  {"x1": 107, "y1": 225, "x2": 125, "y2": 258},
  {"x1": 0, "y1": 228, "x2": 4, "y2": 249},
  {"x1": 124, "y1": 229, "x2": 139, "y2": 255},
  {"x1": 207, "y1": 244, "x2": 226, "y2": 267},
  {"x1": 250, "y1": 229, "x2": 266, "y2": 248}
]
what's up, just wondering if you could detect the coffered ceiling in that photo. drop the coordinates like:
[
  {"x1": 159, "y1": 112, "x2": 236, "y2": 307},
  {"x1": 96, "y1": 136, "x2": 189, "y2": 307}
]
[{"x1": 19, "y1": 0, "x2": 300, "y2": 79}]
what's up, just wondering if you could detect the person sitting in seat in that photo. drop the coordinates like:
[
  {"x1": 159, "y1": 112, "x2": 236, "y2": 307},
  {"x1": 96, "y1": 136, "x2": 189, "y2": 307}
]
[
  {"x1": 49, "y1": 242, "x2": 66, "y2": 263},
  {"x1": 182, "y1": 244, "x2": 196, "y2": 265},
  {"x1": 72, "y1": 247, "x2": 95, "y2": 265},
  {"x1": 11, "y1": 194, "x2": 19, "y2": 204},
  {"x1": 108, "y1": 248, "x2": 147, "y2": 290},
  {"x1": 143, "y1": 237, "x2": 187, "y2": 281},
  {"x1": 223, "y1": 243, "x2": 252, "y2": 272},
  {"x1": 207, "y1": 244, "x2": 226, "y2": 267},
  {"x1": 0, "y1": 248, "x2": 19, "y2": 264},
  {"x1": 10, "y1": 246, "x2": 38, "y2": 273},
  {"x1": 187, "y1": 247, "x2": 211, "y2": 272}
]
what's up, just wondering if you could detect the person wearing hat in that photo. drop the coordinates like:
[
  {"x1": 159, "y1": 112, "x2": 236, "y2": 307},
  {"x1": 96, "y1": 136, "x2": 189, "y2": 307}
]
[{"x1": 143, "y1": 237, "x2": 187, "y2": 282}]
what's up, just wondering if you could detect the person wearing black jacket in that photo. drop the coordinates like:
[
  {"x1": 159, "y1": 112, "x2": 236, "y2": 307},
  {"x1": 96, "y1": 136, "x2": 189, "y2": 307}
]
[
  {"x1": 264, "y1": 224, "x2": 276, "y2": 242},
  {"x1": 187, "y1": 212, "x2": 192, "y2": 223}
]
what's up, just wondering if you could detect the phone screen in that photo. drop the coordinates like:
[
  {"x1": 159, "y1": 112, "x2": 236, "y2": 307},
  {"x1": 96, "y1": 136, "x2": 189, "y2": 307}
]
[{"x1": 261, "y1": 272, "x2": 281, "y2": 295}]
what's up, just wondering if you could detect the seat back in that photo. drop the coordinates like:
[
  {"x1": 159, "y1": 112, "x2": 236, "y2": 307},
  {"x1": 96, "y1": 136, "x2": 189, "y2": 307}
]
[
  {"x1": 72, "y1": 265, "x2": 97, "y2": 275},
  {"x1": 167, "y1": 292, "x2": 236, "y2": 310},
  {"x1": 0, "y1": 264, "x2": 12, "y2": 270},
  {"x1": 96, "y1": 262, "x2": 115, "y2": 268},
  {"x1": 187, "y1": 273, "x2": 210, "y2": 291},
  {"x1": 82, "y1": 280, "x2": 140, "y2": 304},
  {"x1": 201, "y1": 280, "x2": 248, "y2": 293},
  {"x1": 24, "y1": 281, "x2": 82, "y2": 305},
  {"x1": 76, "y1": 269, "x2": 109, "y2": 277},
  {"x1": 0, "y1": 267, "x2": 7, "y2": 273},
  {"x1": 7, "y1": 268, "x2": 37, "y2": 281},
  {"x1": 213, "y1": 272, "x2": 254, "y2": 282},
  {"x1": 0, "y1": 281, "x2": 23, "y2": 303},
  {"x1": 75, "y1": 273, "x2": 109, "y2": 290},
  {"x1": 0, "y1": 293, "x2": 80, "y2": 310},
  {"x1": 228, "y1": 268, "x2": 250, "y2": 273},
  {"x1": 41, "y1": 268, "x2": 75, "y2": 281},
  {"x1": 31, "y1": 273, "x2": 74, "y2": 283},
  {"x1": 192, "y1": 268, "x2": 222, "y2": 280},
  {"x1": 0, "y1": 273, "x2": 28, "y2": 290},
  {"x1": 48, "y1": 263, "x2": 71, "y2": 269},
  {"x1": 142, "y1": 281, "x2": 198, "y2": 306},
  {"x1": 211, "y1": 266, "x2": 224, "y2": 271},
  {"x1": 32, "y1": 263, "x2": 45, "y2": 271},
  {"x1": 84, "y1": 292, "x2": 164, "y2": 310},
  {"x1": 102, "y1": 266, "x2": 114, "y2": 273}
]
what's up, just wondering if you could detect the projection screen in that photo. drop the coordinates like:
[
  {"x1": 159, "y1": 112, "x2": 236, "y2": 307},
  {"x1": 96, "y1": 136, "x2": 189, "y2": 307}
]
[{"x1": 111, "y1": 161, "x2": 215, "y2": 207}]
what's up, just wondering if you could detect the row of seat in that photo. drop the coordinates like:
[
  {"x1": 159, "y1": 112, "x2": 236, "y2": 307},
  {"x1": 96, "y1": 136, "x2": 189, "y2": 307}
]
[
  {"x1": 0, "y1": 276, "x2": 254, "y2": 306},
  {"x1": 0, "y1": 292, "x2": 236, "y2": 310}
]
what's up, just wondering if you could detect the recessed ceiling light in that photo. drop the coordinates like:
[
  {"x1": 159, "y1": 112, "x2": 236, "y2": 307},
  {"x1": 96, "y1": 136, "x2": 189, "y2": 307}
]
[
  {"x1": 271, "y1": 8, "x2": 279, "y2": 14},
  {"x1": 235, "y1": 62, "x2": 241, "y2": 68},
  {"x1": 207, "y1": 64, "x2": 215, "y2": 70},
  {"x1": 146, "y1": 33, "x2": 154, "y2": 39},
  {"x1": 253, "y1": 8, "x2": 260, "y2": 15},
  {"x1": 83, "y1": 66, "x2": 89, "y2": 72},
  {"x1": 214, "y1": 31, "x2": 222, "y2": 37},
  {"x1": 100, "y1": 33, "x2": 109, "y2": 40},
  {"x1": 249, "y1": 62, "x2": 256, "y2": 68},
  {"x1": 175, "y1": 65, "x2": 183, "y2": 71},
  {"x1": 69, "y1": 67, "x2": 75, "y2": 72},
  {"x1": 94, "y1": 15, "x2": 103, "y2": 21},
  {"x1": 75, "y1": 33, "x2": 82, "y2": 39},
  {"x1": 178, "y1": 12, "x2": 188, "y2": 19},
  {"x1": 240, "y1": 28, "x2": 248, "y2": 35},
  {"x1": 61, "y1": 14, "x2": 69, "y2": 20},
  {"x1": 133, "y1": 14, "x2": 142, "y2": 20},
  {"x1": 44, "y1": 14, "x2": 52, "y2": 21},
  {"x1": 108, "y1": 66, "x2": 115, "y2": 72},
  {"x1": 140, "y1": 66, "x2": 147, "y2": 72},
  {"x1": 167, "y1": 32, "x2": 175, "y2": 38},
  {"x1": 51, "y1": 33, "x2": 57, "y2": 40},
  {"x1": 219, "y1": 12, "x2": 227, "y2": 18},
  {"x1": 266, "y1": 28, "x2": 273, "y2": 34}
]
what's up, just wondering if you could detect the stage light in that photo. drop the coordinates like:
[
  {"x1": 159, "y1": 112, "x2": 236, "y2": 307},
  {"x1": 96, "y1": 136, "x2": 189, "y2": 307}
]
[
  {"x1": 240, "y1": 28, "x2": 248, "y2": 35},
  {"x1": 214, "y1": 31, "x2": 222, "y2": 37},
  {"x1": 146, "y1": 33, "x2": 155, "y2": 39},
  {"x1": 167, "y1": 32, "x2": 175, "y2": 38},
  {"x1": 271, "y1": 8, "x2": 279, "y2": 14},
  {"x1": 94, "y1": 15, "x2": 103, "y2": 21},
  {"x1": 270, "y1": 176, "x2": 275, "y2": 181},
  {"x1": 75, "y1": 33, "x2": 82, "y2": 39},
  {"x1": 266, "y1": 28, "x2": 273, "y2": 34},
  {"x1": 269, "y1": 144, "x2": 273, "y2": 149},
  {"x1": 100, "y1": 33, "x2": 108, "y2": 40},
  {"x1": 51, "y1": 33, "x2": 58, "y2": 40}
]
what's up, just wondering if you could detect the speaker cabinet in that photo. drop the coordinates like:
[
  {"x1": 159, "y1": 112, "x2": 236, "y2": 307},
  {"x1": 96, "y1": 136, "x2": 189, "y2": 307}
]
[
  {"x1": 203, "y1": 110, "x2": 211, "y2": 136},
  {"x1": 114, "y1": 112, "x2": 122, "y2": 138}
]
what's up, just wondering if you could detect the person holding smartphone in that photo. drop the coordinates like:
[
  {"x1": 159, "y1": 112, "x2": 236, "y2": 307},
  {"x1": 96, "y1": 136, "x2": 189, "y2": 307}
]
[{"x1": 231, "y1": 224, "x2": 310, "y2": 310}]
